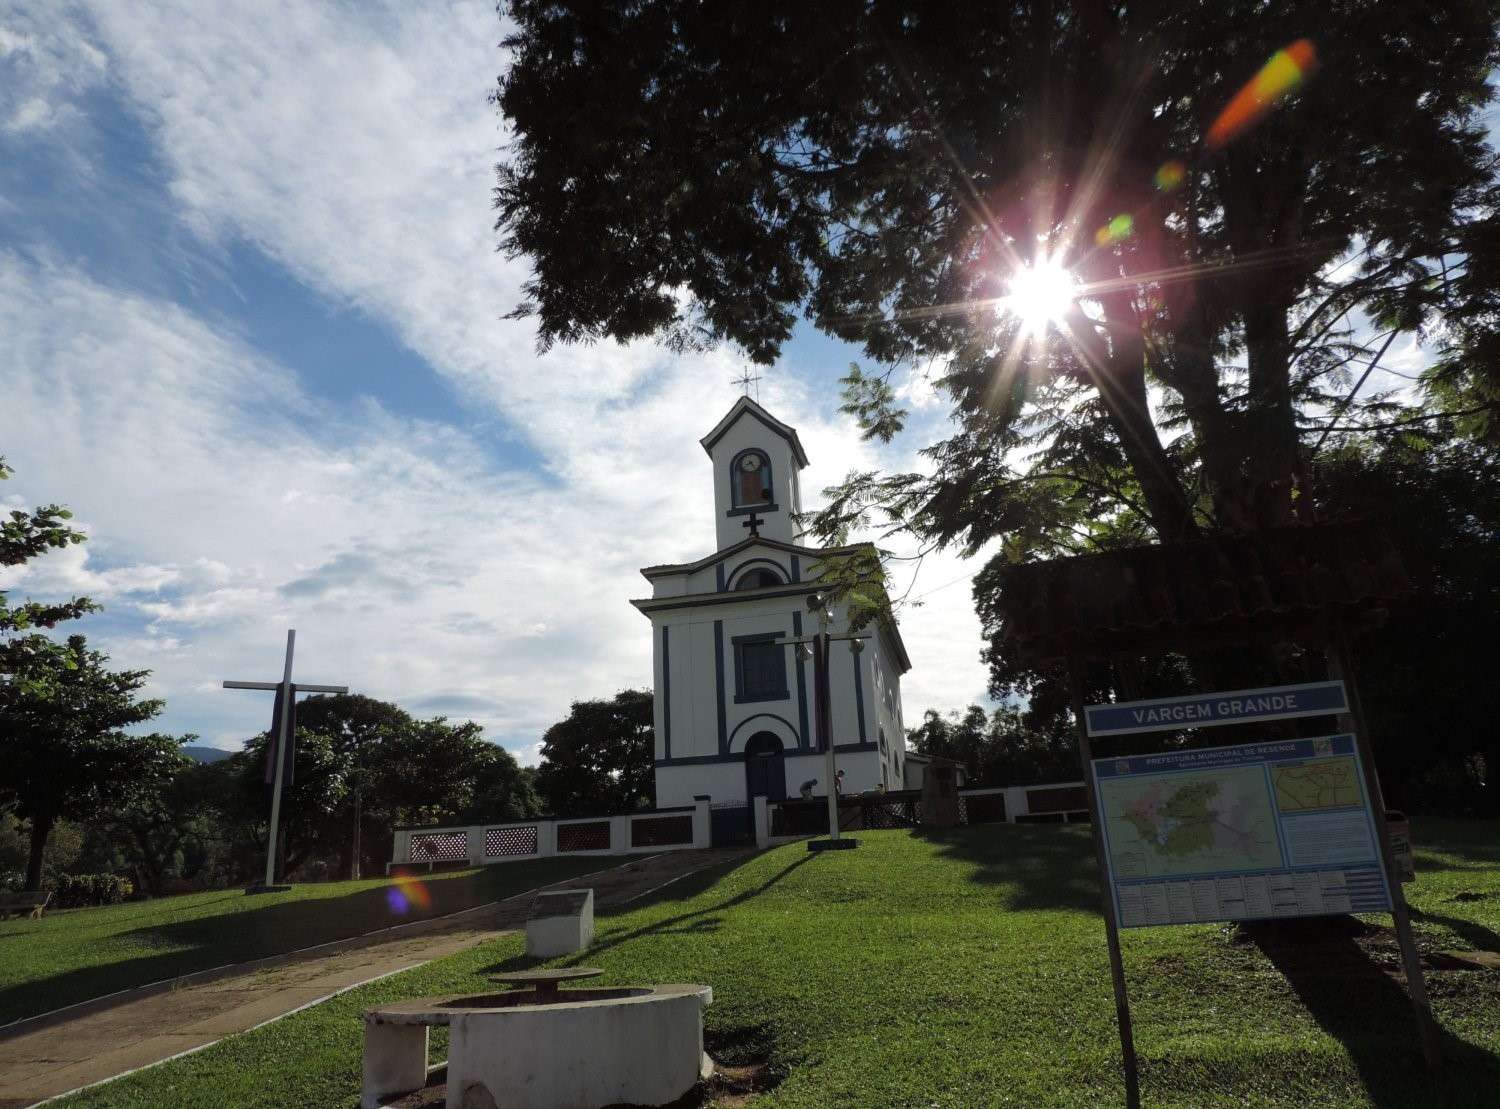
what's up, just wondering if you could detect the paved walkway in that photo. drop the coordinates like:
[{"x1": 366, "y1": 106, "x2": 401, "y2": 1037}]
[{"x1": 0, "y1": 848, "x2": 751, "y2": 1108}]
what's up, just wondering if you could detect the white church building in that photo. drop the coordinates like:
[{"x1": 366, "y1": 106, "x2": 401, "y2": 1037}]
[{"x1": 631, "y1": 397, "x2": 912, "y2": 810}]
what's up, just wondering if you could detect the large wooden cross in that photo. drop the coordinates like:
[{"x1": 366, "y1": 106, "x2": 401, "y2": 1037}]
[
  {"x1": 741, "y1": 511, "x2": 766, "y2": 538},
  {"x1": 224, "y1": 629, "x2": 347, "y2": 892}
]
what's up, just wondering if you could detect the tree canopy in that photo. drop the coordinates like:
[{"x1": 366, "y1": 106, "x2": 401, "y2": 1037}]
[
  {"x1": 534, "y1": 689, "x2": 655, "y2": 816},
  {"x1": 0, "y1": 456, "x2": 96, "y2": 694},
  {"x1": 0, "y1": 635, "x2": 169, "y2": 889},
  {"x1": 496, "y1": 2, "x2": 1500, "y2": 555}
]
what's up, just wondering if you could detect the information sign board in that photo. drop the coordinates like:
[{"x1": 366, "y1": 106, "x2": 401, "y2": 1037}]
[
  {"x1": 1085, "y1": 681, "x2": 1348, "y2": 737},
  {"x1": 1092, "y1": 734, "x2": 1391, "y2": 928}
]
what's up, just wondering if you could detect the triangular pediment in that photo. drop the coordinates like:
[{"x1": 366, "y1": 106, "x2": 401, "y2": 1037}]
[
  {"x1": 699, "y1": 397, "x2": 809, "y2": 468},
  {"x1": 639, "y1": 535, "x2": 865, "y2": 579}
]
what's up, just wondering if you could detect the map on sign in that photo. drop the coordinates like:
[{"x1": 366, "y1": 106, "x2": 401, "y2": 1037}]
[
  {"x1": 1100, "y1": 765, "x2": 1282, "y2": 880},
  {"x1": 1093, "y1": 735, "x2": 1392, "y2": 928},
  {"x1": 1272, "y1": 757, "x2": 1360, "y2": 812}
]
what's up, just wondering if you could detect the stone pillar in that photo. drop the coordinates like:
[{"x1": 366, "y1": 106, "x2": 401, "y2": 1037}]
[
  {"x1": 361, "y1": 1021, "x2": 429, "y2": 1109},
  {"x1": 467, "y1": 825, "x2": 486, "y2": 866},
  {"x1": 610, "y1": 815, "x2": 632, "y2": 853},
  {"x1": 392, "y1": 829, "x2": 412, "y2": 867},
  {"x1": 692, "y1": 796, "x2": 711, "y2": 848},
  {"x1": 537, "y1": 820, "x2": 557, "y2": 858},
  {"x1": 753, "y1": 796, "x2": 770, "y2": 847}
]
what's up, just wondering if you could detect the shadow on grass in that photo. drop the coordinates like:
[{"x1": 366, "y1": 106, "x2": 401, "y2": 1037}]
[
  {"x1": 1252, "y1": 923, "x2": 1500, "y2": 1107},
  {"x1": 0, "y1": 861, "x2": 606, "y2": 1028},
  {"x1": 1409, "y1": 906, "x2": 1500, "y2": 956},
  {"x1": 915, "y1": 823, "x2": 1102, "y2": 913},
  {"x1": 476, "y1": 852, "x2": 813, "y2": 979}
]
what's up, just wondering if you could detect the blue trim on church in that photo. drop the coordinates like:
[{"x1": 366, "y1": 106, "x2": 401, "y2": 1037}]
[
  {"x1": 728, "y1": 712, "x2": 800, "y2": 749},
  {"x1": 654, "y1": 740, "x2": 877, "y2": 769},
  {"x1": 790, "y1": 554, "x2": 800, "y2": 582},
  {"x1": 661, "y1": 625, "x2": 671, "y2": 760},
  {"x1": 715, "y1": 562, "x2": 726, "y2": 592},
  {"x1": 792, "y1": 610, "x2": 809, "y2": 749},
  {"x1": 714, "y1": 619, "x2": 727, "y2": 755},
  {"x1": 852, "y1": 648, "x2": 867, "y2": 742}
]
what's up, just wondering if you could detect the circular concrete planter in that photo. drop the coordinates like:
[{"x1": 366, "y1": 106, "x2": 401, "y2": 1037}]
[{"x1": 363, "y1": 984, "x2": 713, "y2": 1109}]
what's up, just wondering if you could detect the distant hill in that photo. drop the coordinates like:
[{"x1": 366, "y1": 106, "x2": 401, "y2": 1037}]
[{"x1": 182, "y1": 746, "x2": 234, "y2": 764}]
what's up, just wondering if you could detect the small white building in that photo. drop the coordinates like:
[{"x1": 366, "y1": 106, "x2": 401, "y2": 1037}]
[{"x1": 631, "y1": 397, "x2": 913, "y2": 810}]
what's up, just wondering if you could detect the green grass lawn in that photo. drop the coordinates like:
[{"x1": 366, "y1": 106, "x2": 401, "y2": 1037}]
[
  {"x1": 0, "y1": 855, "x2": 626, "y2": 1025},
  {"x1": 59, "y1": 821, "x2": 1500, "y2": 1108}
]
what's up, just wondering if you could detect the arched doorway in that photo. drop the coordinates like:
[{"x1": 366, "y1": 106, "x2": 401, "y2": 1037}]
[{"x1": 744, "y1": 731, "x2": 787, "y2": 802}]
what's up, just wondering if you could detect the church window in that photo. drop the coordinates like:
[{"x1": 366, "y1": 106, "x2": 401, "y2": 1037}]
[
  {"x1": 731, "y1": 449, "x2": 773, "y2": 507},
  {"x1": 733, "y1": 633, "x2": 788, "y2": 703},
  {"x1": 733, "y1": 567, "x2": 784, "y2": 591}
]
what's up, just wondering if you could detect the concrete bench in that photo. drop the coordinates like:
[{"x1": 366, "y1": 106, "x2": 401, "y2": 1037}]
[
  {"x1": 361, "y1": 983, "x2": 712, "y2": 1109},
  {"x1": 0, "y1": 891, "x2": 51, "y2": 920}
]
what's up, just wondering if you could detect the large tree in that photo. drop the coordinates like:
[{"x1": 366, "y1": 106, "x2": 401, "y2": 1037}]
[
  {"x1": 0, "y1": 635, "x2": 168, "y2": 889},
  {"x1": 99, "y1": 740, "x2": 217, "y2": 896},
  {"x1": 534, "y1": 690, "x2": 654, "y2": 817},
  {"x1": 233, "y1": 700, "x2": 540, "y2": 877},
  {"x1": 495, "y1": 2, "x2": 1500, "y2": 554},
  {"x1": 0, "y1": 456, "x2": 96, "y2": 693},
  {"x1": 907, "y1": 703, "x2": 1078, "y2": 786}
]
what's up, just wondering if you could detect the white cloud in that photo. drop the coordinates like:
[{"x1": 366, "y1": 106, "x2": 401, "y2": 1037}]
[
  {"x1": 2, "y1": 0, "x2": 996, "y2": 757},
  {"x1": 0, "y1": 1, "x2": 107, "y2": 134}
]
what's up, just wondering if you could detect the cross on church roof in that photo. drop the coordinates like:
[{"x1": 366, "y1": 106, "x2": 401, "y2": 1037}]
[
  {"x1": 741, "y1": 511, "x2": 766, "y2": 538},
  {"x1": 731, "y1": 366, "x2": 762, "y2": 400}
]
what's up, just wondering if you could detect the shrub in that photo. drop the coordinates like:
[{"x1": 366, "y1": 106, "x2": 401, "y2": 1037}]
[{"x1": 47, "y1": 873, "x2": 134, "y2": 908}]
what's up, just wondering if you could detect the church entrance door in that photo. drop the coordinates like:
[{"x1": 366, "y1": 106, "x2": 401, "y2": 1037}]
[{"x1": 744, "y1": 732, "x2": 787, "y2": 802}]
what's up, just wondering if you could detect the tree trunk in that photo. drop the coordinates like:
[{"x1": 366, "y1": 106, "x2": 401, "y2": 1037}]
[
  {"x1": 24, "y1": 812, "x2": 54, "y2": 892},
  {"x1": 1157, "y1": 300, "x2": 1259, "y2": 532},
  {"x1": 1069, "y1": 301, "x2": 1201, "y2": 544},
  {"x1": 1484, "y1": 742, "x2": 1500, "y2": 818},
  {"x1": 1242, "y1": 293, "x2": 1298, "y2": 527}
]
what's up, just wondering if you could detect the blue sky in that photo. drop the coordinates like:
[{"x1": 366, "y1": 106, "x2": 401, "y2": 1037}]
[{"x1": 0, "y1": 1, "x2": 993, "y2": 762}]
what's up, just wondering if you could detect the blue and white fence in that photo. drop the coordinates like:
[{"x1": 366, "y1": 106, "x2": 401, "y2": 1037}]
[
  {"x1": 755, "y1": 780, "x2": 1090, "y2": 846},
  {"x1": 389, "y1": 780, "x2": 1090, "y2": 869},
  {"x1": 389, "y1": 799, "x2": 712, "y2": 872}
]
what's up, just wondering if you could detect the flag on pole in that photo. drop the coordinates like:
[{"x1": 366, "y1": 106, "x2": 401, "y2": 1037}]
[{"x1": 263, "y1": 683, "x2": 298, "y2": 786}]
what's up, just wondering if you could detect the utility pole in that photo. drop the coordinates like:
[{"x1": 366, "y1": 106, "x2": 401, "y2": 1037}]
[{"x1": 777, "y1": 593, "x2": 868, "y2": 851}]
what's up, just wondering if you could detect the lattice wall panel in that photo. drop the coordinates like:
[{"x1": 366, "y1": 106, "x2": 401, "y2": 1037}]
[
  {"x1": 630, "y1": 815, "x2": 693, "y2": 848},
  {"x1": 862, "y1": 799, "x2": 918, "y2": 830},
  {"x1": 962, "y1": 793, "x2": 1007, "y2": 825},
  {"x1": 485, "y1": 824, "x2": 539, "y2": 857},
  {"x1": 557, "y1": 820, "x2": 611, "y2": 852},
  {"x1": 770, "y1": 802, "x2": 826, "y2": 837},
  {"x1": 409, "y1": 830, "x2": 469, "y2": 861}
]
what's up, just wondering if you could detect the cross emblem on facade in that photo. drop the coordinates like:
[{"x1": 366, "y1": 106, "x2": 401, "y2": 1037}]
[{"x1": 741, "y1": 511, "x2": 766, "y2": 537}]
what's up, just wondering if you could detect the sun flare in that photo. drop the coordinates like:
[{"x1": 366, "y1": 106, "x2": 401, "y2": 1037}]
[{"x1": 1003, "y1": 259, "x2": 1078, "y2": 334}]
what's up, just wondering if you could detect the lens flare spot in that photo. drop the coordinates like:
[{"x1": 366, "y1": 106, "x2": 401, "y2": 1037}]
[
  {"x1": 1095, "y1": 214, "x2": 1134, "y2": 246},
  {"x1": 1154, "y1": 160, "x2": 1186, "y2": 192},
  {"x1": 1207, "y1": 39, "x2": 1318, "y2": 150},
  {"x1": 386, "y1": 873, "x2": 432, "y2": 916},
  {"x1": 1002, "y1": 259, "x2": 1078, "y2": 334}
]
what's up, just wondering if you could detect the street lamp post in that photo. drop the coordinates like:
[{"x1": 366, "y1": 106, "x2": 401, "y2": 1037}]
[{"x1": 777, "y1": 593, "x2": 867, "y2": 852}]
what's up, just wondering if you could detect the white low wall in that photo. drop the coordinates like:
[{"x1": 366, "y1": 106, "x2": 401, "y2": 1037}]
[
  {"x1": 390, "y1": 798, "x2": 712, "y2": 872},
  {"x1": 755, "y1": 779, "x2": 1090, "y2": 838}
]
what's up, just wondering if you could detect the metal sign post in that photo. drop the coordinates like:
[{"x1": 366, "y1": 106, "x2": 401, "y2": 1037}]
[
  {"x1": 224, "y1": 629, "x2": 348, "y2": 893},
  {"x1": 1066, "y1": 657, "x2": 1141, "y2": 1109}
]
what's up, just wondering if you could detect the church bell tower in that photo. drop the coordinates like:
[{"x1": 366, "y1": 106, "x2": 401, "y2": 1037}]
[{"x1": 698, "y1": 397, "x2": 809, "y2": 550}]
